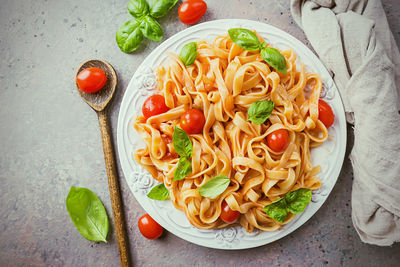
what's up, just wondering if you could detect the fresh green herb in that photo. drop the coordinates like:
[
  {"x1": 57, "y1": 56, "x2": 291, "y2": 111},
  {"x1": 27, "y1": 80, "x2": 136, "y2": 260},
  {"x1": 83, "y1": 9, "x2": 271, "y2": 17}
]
[
  {"x1": 116, "y1": 0, "x2": 178, "y2": 53},
  {"x1": 285, "y1": 188, "x2": 312, "y2": 214},
  {"x1": 247, "y1": 100, "x2": 274, "y2": 124},
  {"x1": 147, "y1": 0, "x2": 179, "y2": 18},
  {"x1": 127, "y1": 0, "x2": 149, "y2": 18},
  {"x1": 263, "y1": 198, "x2": 288, "y2": 223},
  {"x1": 260, "y1": 47, "x2": 287, "y2": 74},
  {"x1": 172, "y1": 127, "x2": 193, "y2": 181},
  {"x1": 174, "y1": 157, "x2": 192, "y2": 181},
  {"x1": 228, "y1": 28, "x2": 261, "y2": 51},
  {"x1": 116, "y1": 19, "x2": 144, "y2": 53},
  {"x1": 140, "y1": 15, "x2": 163, "y2": 41},
  {"x1": 147, "y1": 183, "x2": 170, "y2": 200},
  {"x1": 263, "y1": 188, "x2": 312, "y2": 223},
  {"x1": 179, "y1": 42, "x2": 198, "y2": 67},
  {"x1": 172, "y1": 126, "x2": 193, "y2": 158},
  {"x1": 228, "y1": 28, "x2": 287, "y2": 73},
  {"x1": 199, "y1": 175, "x2": 230, "y2": 199},
  {"x1": 66, "y1": 186, "x2": 109, "y2": 242}
]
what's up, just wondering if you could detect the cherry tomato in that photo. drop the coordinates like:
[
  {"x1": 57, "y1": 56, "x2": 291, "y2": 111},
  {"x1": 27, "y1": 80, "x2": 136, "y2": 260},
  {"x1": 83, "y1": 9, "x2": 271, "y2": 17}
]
[
  {"x1": 267, "y1": 129, "x2": 289, "y2": 152},
  {"x1": 138, "y1": 214, "x2": 163, "y2": 240},
  {"x1": 220, "y1": 201, "x2": 240, "y2": 224},
  {"x1": 142, "y1": 95, "x2": 169, "y2": 119},
  {"x1": 318, "y1": 99, "x2": 335, "y2": 128},
  {"x1": 76, "y1": 67, "x2": 107, "y2": 94},
  {"x1": 180, "y1": 109, "x2": 206, "y2": 134},
  {"x1": 178, "y1": 0, "x2": 207, "y2": 25}
]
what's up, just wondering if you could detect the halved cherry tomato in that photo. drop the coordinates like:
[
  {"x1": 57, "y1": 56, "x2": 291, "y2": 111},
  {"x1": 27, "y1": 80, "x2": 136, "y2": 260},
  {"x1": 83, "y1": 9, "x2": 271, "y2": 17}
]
[
  {"x1": 220, "y1": 201, "x2": 240, "y2": 224},
  {"x1": 178, "y1": 0, "x2": 207, "y2": 25},
  {"x1": 318, "y1": 99, "x2": 335, "y2": 128},
  {"x1": 76, "y1": 67, "x2": 107, "y2": 94},
  {"x1": 267, "y1": 129, "x2": 289, "y2": 152},
  {"x1": 138, "y1": 214, "x2": 163, "y2": 240},
  {"x1": 180, "y1": 108, "x2": 206, "y2": 134},
  {"x1": 142, "y1": 95, "x2": 169, "y2": 119}
]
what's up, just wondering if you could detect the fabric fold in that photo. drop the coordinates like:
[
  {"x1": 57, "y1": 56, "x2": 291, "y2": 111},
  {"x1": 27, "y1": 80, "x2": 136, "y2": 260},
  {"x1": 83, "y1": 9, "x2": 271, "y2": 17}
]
[{"x1": 290, "y1": 0, "x2": 400, "y2": 246}]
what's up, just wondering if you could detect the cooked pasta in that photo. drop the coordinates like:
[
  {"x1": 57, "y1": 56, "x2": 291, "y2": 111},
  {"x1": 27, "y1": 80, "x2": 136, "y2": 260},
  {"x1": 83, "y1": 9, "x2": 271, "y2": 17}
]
[{"x1": 133, "y1": 32, "x2": 328, "y2": 232}]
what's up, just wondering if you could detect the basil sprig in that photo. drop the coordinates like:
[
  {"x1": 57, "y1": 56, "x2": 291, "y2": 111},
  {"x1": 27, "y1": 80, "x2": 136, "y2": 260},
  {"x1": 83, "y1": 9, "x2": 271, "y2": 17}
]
[
  {"x1": 66, "y1": 186, "x2": 109, "y2": 242},
  {"x1": 247, "y1": 100, "x2": 274, "y2": 124},
  {"x1": 199, "y1": 175, "x2": 230, "y2": 198},
  {"x1": 116, "y1": 0, "x2": 178, "y2": 53},
  {"x1": 179, "y1": 42, "x2": 198, "y2": 67},
  {"x1": 172, "y1": 126, "x2": 193, "y2": 181},
  {"x1": 147, "y1": 183, "x2": 170, "y2": 200},
  {"x1": 264, "y1": 188, "x2": 312, "y2": 223},
  {"x1": 228, "y1": 28, "x2": 287, "y2": 73}
]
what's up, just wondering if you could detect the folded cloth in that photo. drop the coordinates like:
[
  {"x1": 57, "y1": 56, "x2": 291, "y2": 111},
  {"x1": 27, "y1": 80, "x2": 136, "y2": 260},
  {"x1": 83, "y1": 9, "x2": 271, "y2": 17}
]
[{"x1": 290, "y1": 0, "x2": 400, "y2": 246}]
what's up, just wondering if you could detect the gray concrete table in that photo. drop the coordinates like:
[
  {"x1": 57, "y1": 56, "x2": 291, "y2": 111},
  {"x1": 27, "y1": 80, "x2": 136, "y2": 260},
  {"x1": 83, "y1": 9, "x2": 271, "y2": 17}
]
[{"x1": 1, "y1": 0, "x2": 400, "y2": 266}]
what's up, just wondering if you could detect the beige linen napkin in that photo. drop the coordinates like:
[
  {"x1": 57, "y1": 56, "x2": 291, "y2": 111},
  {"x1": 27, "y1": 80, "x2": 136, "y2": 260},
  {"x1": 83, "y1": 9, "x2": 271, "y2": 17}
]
[{"x1": 290, "y1": 0, "x2": 400, "y2": 246}]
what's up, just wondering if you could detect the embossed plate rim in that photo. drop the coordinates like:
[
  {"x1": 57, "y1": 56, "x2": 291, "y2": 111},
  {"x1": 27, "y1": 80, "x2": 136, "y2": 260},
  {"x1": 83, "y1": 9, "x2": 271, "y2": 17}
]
[{"x1": 117, "y1": 19, "x2": 347, "y2": 249}]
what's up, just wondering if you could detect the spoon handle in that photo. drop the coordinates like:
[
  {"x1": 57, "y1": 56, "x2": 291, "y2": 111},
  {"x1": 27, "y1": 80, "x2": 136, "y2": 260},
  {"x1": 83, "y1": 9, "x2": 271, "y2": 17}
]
[{"x1": 97, "y1": 110, "x2": 131, "y2": 267}]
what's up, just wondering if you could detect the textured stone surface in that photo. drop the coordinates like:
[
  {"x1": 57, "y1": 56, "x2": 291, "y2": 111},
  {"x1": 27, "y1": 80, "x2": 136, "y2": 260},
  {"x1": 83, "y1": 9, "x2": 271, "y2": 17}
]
[{"x1": 0, "y1": 0, "x2": 399, "y2": 266}]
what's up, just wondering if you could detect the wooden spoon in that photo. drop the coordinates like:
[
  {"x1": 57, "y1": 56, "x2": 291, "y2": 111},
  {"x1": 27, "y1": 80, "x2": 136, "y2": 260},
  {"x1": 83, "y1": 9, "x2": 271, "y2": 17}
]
[{"x1": 76, "y1": 60, "x2": 130, "y2": 267}]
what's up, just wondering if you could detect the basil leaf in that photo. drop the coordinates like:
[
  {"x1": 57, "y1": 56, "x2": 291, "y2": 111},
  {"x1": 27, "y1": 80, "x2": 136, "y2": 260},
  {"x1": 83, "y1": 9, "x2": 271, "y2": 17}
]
[
  {"x1": 179, "y1": 42, "x2": 198, "y2": 67},
  {"x1": 263, "y1": 198, "x2": 288, "y2": 223},
  {"x1": 263, "y1": 188, "x2": 312, "y2": 222},
  {"x1": 247, "y1": 100, "x2": 274, "y2": 124},
  {"x1": 260, "y1": 47, "x2": 287, "y2": 73},
  {"x1": 174, "y1": 157, "x2": 192, "y2": 181},
  {"x1": 228, "y1": 28, "x2": 261, "y2": 51},
  {"x1": 116, "y1": 19, "x2": 144, "y2": 53},
  {"x1": 172, "y1": 126, "x2": 192, "y2": 157},
  {"x1": 285, "y1": 188, "x2": 312, "y2": 214},
  {"x1": 66, "y1": 186, "x2": 109, "y2": 242},
  {"x1": 199, "y1": 175, "x2": 230, "y2": 199},
  {"x1": 147, "y1": 0, "x2": 179, "y2": 18},
  {"x1": 127, "y1": 0, "x2": 148, "y2": 18},
  {"x1": 140, "y1": 15, "x2": 163, "y2": 42},
  {"x1": 147, "y1": 183, "x2": 169, "y2": 200}
]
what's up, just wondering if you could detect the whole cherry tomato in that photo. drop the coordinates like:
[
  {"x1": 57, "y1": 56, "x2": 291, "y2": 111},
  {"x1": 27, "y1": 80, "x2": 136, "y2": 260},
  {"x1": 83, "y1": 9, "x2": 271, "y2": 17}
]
[
  {"x1": 180, "y1": 108, "x2": 206, "y2": 134},
  {"x1": 138, "y1": 214, "x2": 163, "y2": 240},
  {"x1": 220, "y1": 201, "x2": 240, "y2": 224},
  {"x1": 267, "y1": 129, "x2": 289, "y2": 152},
  {"x1": 318, "y1": 99, "x2": 335, "y2": 128},
  {"x1": 142, "y1": 95, "x2": 169, "y2": 119},
  {"x1": 178, "y1": 0, "x2": 207, "y2": 25},
  {"x1": 76, "y1": 67, "x2": 107, "y2": 94}
]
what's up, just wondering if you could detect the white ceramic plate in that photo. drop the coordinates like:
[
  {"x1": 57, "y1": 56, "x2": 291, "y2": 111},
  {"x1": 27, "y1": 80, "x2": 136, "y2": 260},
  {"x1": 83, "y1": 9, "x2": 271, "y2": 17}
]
[{"x1": 117, "y1": 19, "x2": 346, "y2": 249}]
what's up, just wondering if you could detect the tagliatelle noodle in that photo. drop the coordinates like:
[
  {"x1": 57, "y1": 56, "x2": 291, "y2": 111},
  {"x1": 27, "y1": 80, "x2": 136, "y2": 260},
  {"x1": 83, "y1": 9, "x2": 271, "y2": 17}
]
[{"x1": 133, "y1": 33, "x2": 328, "y2": 232}]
